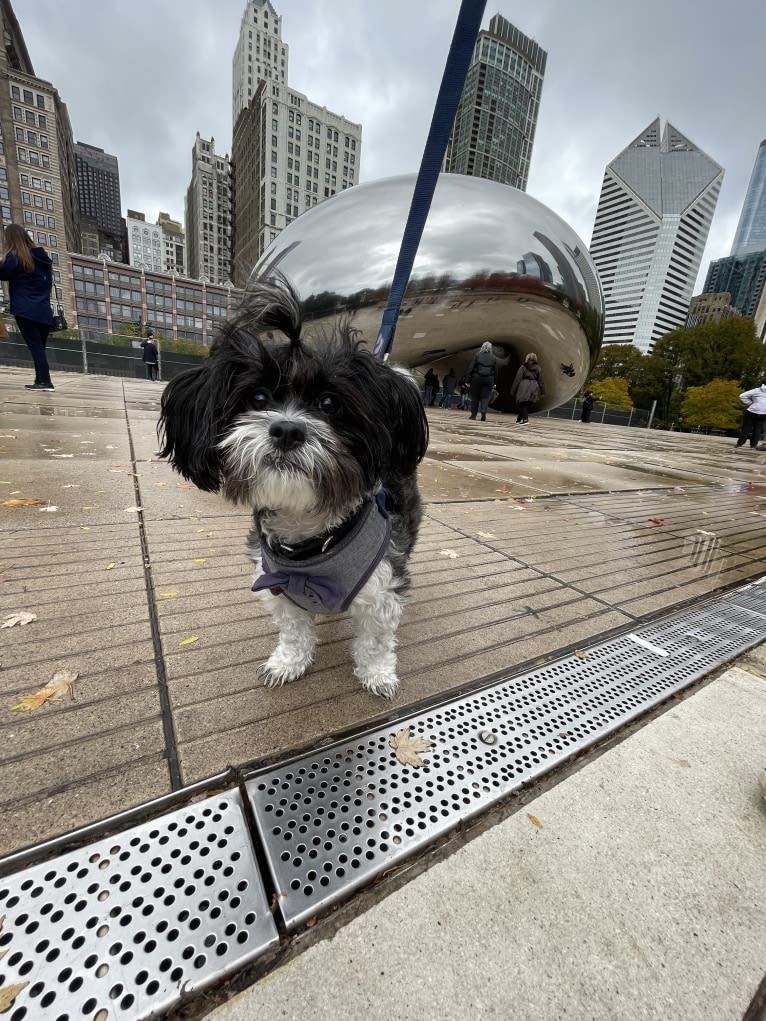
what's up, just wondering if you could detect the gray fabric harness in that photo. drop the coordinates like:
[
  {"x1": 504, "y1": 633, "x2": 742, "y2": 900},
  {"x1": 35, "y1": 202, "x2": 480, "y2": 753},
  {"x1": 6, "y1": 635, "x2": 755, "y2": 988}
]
[{"x1": 252, "y1": 491, "x2": 392, "y2": 614}]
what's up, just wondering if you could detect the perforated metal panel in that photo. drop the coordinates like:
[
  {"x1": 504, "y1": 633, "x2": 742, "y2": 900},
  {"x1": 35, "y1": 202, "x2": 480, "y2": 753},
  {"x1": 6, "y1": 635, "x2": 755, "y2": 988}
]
[
  {"x1": 248, "y1": 578, "x2": 766, "y2": 930},
  {"x1": 0, "y1": 791, "x2": 277, "y2": 1021}
]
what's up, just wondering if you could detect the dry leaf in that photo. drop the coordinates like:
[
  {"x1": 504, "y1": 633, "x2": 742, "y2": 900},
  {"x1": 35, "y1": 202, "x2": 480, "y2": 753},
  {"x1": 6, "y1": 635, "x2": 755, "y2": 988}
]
[
  {"x1": 123, "y1": 506, "x2": 142, "y2": 513},
  {"x1": 527, "y1": 814, "x2": 543, "y2": 829},
  {"x1": 2, "y1": 611, "x2": 37, "y2": 629},
  {"x1": 674, "y1": 759, "x2": 691, "y2": 768},
  {"x1": 12, "y1": 670, "x2": 79, "y2": 712},
  {"x1": 439, "y1": 549, "x2": 459, "y2": 559},
  {"x1": 0, "y1": 982, "x2": 29, "y2": 1012},
  {"x1": 154, "y1": 482, "x2": 167, "y2": 487},
  {"x1": 574, "y1": 649, "x2": 588, "y2": 660},
  {"x1": 179, "y1": 636, "x2": 199, "y2": 646},
  {"x1": 61, "y1": 484, "x2": 80, "y2": 488},
  {"x1": 105, "y1": 562, "x2": 117, "y2": 570},
  {"x1": 476, "y1": 531, "x2": 496, "y2": 539},
  {"x1": 648, "y1": 517, "x2": 670, "y2": 526},
  {"x1": 389, "y1": 727, "x2": 433, "y2": 768},
  {"x1": 177, "y1": 482, "x2": 194, "y2": 490},
  {"x1": 1, "y1": 498, "x2": 46, "y2": 508},
  {"x1": 159, "y1": 591, "x2": 178, "y2": 598},
  {"x1": 305, "y1": 916, "x2": 317, "y2": 929},
  {"x1": 39, "y1": 505, "x2": 58, "y2": 512},
  {"x1": 192, "y1": 557, "x2": 207, "y2": 564},
  {"x1": 80, "y1": 526, "x2": 90, "y2": 532}
]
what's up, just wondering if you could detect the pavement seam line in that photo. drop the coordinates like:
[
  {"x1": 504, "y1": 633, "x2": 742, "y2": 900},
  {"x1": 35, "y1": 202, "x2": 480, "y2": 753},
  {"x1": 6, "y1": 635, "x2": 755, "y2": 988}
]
[{"x1": 121, "y1": 383, "x2": 182, "y2": 789}]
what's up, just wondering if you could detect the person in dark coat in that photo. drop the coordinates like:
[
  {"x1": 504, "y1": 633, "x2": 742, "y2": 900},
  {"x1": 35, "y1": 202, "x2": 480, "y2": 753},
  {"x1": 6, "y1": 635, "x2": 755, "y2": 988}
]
[
  {"x1": 0, "y1": 224, "x2": 54, "y2": 391},
  {"x1": 423, "y1": 368, "x2": 437, "y2": 407},
  {"x1": 580, "y1": 390, "x2": 595, "y2": 423},
  {"x1": 457, "y1": 375, "x2": 470, "y2": 410},
  {"x1": 510, "y1": 352, "x2": 544, "y2": 426},
  {"x1": 430, "y1": 372, "x2": 440, "y2": 407},
  {"x1": 440, "y1": 368, "x2": 457, "y2": 409},
  {"x1": 141, "y1": 332, "x2": 159, "y2": 381},
  {"x1": 467, "y1": 342, "x2": 497, "y2": 421}
]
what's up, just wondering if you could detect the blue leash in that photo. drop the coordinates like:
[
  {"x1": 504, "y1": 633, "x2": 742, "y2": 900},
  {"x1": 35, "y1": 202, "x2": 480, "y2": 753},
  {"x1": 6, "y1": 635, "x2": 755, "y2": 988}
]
[{"x1": 374, "y1": 0, "x2": 487, "y2": 360}]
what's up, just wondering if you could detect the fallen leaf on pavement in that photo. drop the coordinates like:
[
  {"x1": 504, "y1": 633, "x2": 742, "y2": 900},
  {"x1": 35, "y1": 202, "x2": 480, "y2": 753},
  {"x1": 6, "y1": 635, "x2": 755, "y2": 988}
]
[
  {"x1": 674, "y1": 759, "x2": 691, "y2": 768},
  {"x1": 123, "y1": 506, "x2": 142, "y2": 513},
  {"x1": 574, "y1": 649, "x2": 588, "y2": 660},
  {"x1": 0, "y1": 982, "x2": 29, "y2": 1012},
  {"x1": 179, "y1": 636, "x2": 199, "y2": 646},
  {"x1": 159, "y1": 591, "x2": 178, "y2": 598},
  {"x1": 177, "y1": 482, "x2": 194, "y2": 490},
  {"x1": 192, "y1": 558, "x2": 207, "y2": 564},
  {"x1": 80, "y1": 526, "x2": 90, "y2": 532},
  {"x1": 39, "y1": 505, "x2": 58, "y2": 512},
  {"x1": 476, "y1": 531, "x2": 496, "y2": 539},
  {"x1": 439, "y1": 549, "x2": 459, "y2": 559},
  {"x1": 389, "y1": 727, "x2": 433, "y2": 768},
  {"x1": 1, "y1": 611, "x2": 37, "y2": 629},
  {"x1": 648, "y1": 517, "x2": 670, "y2": 526},
  {"x1": 11, "y1": 670, "x2": 79, "y2": 712},
  {"x1": 105, "y1": 562, "x2": 117, "y2": 570},
  {"x1": 527, "y1": 814, "x2": 543, "y2": 829},
  {"x1": 1, "y1": 498, "x2": 46, "y2": 507},
  {"x1": 61, "y1": 484, "x2": 80, "y2": 489}
]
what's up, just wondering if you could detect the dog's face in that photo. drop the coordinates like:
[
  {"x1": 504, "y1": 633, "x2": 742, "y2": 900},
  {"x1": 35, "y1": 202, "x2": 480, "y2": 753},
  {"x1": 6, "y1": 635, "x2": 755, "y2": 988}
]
[{"x1": 159, "y1": 282, "x2": 428, "y2": 521}]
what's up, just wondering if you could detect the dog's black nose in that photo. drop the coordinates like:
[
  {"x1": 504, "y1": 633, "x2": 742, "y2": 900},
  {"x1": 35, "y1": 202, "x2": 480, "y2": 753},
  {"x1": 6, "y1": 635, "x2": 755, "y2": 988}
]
[{"x1": 269, "y1": 420, "x2": 306, "y2": 451}]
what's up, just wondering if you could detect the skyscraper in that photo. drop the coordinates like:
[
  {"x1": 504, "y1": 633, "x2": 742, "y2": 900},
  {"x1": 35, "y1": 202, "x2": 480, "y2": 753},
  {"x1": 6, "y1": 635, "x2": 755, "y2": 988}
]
[
  {"x1": 590, "y1": 118, "x2": 723, "y2": 353},
  {"x1": 230, "y1": 0, "x2": 361, "y2": 276},
  {"x1": 730, "y1": 139, "x2": 766, "y2": 257},
  {"x1": 0, "y1": 0, "x2": 81, "y2": 325},
  {"x1": 443, "y1": 15, "x2": 546, "y2": 191},
  {"x1": 74, "y1": 141, "x2": 125, "y2": 262},
  {"x1": 702, "y1": 251, "x2": 766, "y2": 319},
  {"x1": 184, "y1": 134, "x2": 233, "y2": 285}
]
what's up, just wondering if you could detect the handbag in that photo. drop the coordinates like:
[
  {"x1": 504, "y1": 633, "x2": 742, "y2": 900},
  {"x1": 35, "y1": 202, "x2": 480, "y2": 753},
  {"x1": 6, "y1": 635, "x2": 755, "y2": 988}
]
[
  {"x1": 51, "y1": 303, "x2": 68, "y2": 332},
  {"x1": 488, "y1": 386, "x2": 499, "y2": 406}
]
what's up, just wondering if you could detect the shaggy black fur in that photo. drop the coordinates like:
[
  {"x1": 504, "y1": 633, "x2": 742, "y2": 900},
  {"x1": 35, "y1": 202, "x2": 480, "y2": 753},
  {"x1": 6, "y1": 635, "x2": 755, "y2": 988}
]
[{"x1": 158, "y1": 275, "x2": 429, "y2": 581}]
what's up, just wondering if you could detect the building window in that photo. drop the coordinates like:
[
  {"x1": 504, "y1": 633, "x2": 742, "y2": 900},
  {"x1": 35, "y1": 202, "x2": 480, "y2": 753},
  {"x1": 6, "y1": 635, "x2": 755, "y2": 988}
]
[
  {"x1": 36, "y1": 94, "x2": 45, "y2": 109},
  {"x1": 23, "y1": 89, "x2": 33, "y2": 105},
  {"x1": 11, "y1": 85, "x2": 20, "y2": 100}
]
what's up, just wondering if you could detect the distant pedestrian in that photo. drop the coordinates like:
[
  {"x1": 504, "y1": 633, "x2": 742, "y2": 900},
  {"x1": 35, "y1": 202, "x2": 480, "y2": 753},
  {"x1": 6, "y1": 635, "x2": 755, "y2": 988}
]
[
  {"x1": 423, "y1": 368, "x2": 437, "y2": 407},
  {"x1": 0, "y1": 224, "x2": 54, "y2": 391},
  {"x1": 580, "y1": 390, "x2": 595, "y2": 423},
  {"x1": 457, "y1": 376, "x2": 469, "y2": 410},
  {"x1": 511, "y1": 352, "x2": 545, "y2": 426},
  {"x1": 430, "y1": 373, "x2": 440, "y2": 407},
  {"x1": 467, "y1": 342, "x2": 497, "y2": 421},
  {"x1": 141, "y1": 332, "x2": 159, "y2": 381},
  {"x1": 440, "y1": 368, "x2": 457, "y2": 409},
  {"x1": 735, "y1": 381, "x2": 766, "y2": 450}
]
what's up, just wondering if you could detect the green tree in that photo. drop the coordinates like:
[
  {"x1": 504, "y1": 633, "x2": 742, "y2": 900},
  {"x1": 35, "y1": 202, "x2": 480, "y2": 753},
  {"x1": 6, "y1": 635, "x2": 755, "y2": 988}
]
[
  {"x1": 680, "y1": 379, "x2": 743, "y2": 431},
  {"x1": 590, "y1": 343, "x2": 646, "y2": 387},
  {"x1": 590, "y1": 377, "x2": 632, "y2": 409}
]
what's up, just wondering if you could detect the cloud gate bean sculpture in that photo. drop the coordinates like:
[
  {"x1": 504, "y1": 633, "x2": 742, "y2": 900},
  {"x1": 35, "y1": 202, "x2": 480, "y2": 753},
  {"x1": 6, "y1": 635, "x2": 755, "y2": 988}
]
[{"x1": 253, "y1": 173, "x2": 604, "y2": 413}]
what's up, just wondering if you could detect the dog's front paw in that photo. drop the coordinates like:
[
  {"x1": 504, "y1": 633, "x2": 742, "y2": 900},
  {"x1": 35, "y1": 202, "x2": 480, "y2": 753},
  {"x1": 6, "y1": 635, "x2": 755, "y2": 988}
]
[
  {"x1": 259, "y1": 647, "x2": 312, "y2": 688},
  {"x1": 356, "y1": 670, "x2": 400, "y2": 701}
]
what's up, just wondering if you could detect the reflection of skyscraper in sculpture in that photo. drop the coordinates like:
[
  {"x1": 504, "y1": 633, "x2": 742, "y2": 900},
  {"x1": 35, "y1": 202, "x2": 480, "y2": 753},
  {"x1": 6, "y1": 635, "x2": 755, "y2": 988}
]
[
  {"x1": 517, "y1": 252, "x2": 552, "y2": 283},
  {"x1": 534, "y1": 232, "x2": 588, "y2": 309},
  {"x1": 590, "y1": 119, "x2": 723, "y2": 354},
  {"x1": 730, "y1": 139, "x2": 766, "y2": 256},
  {"x1": 443, "y1": 15, "x2": 546, "y2": 191}
]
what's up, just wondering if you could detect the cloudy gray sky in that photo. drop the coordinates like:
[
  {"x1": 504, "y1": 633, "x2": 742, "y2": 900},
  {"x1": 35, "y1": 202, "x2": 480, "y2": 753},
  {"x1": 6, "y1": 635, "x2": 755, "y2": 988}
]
[{"x1": 20, "y1": 0, "x2": 766, "y2": 290}]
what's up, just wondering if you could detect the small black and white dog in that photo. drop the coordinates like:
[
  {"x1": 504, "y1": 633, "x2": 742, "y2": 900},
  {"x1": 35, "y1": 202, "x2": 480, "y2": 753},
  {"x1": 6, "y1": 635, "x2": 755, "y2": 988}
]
[{"x1": 159, "y1": 276, "x2": 428, "y2": 700}]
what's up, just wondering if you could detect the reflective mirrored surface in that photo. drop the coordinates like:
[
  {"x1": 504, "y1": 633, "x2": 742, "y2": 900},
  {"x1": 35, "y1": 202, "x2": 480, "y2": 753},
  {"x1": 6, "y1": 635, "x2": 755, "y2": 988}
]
[{"x1": 254, "y1": 173, "x2": 604, "y2": 411}]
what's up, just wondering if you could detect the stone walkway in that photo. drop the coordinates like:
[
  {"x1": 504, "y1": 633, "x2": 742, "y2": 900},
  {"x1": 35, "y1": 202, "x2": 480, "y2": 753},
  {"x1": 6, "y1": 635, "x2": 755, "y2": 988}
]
[{"x1": 1, "y1": 367, "x2": 765, "y2": 858}]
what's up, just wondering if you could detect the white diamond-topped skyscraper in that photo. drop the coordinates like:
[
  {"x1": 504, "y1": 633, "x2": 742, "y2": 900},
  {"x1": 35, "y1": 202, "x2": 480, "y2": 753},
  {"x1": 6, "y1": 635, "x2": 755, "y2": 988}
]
[{"x1": 590, "y1": 118, "x2": 723, "y2": 353}]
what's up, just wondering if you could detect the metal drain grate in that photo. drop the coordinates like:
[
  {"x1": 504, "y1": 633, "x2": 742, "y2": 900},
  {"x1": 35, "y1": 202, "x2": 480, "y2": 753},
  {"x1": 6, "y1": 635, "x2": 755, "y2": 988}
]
[
  {"x1": 0, "y1": 790, "x2": 277, "y2": 1021},
  {"x1": 247, "y1": 577, "x2": 766, "y2": 930}
]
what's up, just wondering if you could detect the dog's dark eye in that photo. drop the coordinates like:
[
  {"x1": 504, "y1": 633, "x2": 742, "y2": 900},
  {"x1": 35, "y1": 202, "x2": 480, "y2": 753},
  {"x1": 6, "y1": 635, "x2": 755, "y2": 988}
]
[
  {"x1": 318, "y1": 394, "x2": 338, "y2": 414},
  {"x1": 252, "y1": 389, "x2": 271, "y2": 410}
]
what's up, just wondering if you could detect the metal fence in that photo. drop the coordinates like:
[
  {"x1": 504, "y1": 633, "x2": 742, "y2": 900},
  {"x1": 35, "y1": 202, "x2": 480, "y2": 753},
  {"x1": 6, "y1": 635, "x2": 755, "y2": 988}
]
[
  {"x1": 545, "y1": 398, "x2": 651, "y2": 428},
  {"x1": 0, "y1": 323, "x2": 205, "y2": 382}
]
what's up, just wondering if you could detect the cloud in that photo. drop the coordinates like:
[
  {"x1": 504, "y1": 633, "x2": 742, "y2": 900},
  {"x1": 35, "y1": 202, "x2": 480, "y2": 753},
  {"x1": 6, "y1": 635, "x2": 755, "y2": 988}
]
[{"x1": 19, "y1": 0, "x2": 766, "y2": 293}]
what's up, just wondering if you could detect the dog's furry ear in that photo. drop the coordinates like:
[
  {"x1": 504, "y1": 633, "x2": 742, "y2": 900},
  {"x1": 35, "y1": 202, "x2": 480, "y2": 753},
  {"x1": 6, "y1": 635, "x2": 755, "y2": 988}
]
[
  {"x1": 380, "y1": 365, "x2": 429, "y2": 472},
  {"x1": 158, "y1": 365, "x2": 224, "y2": 491},
  {"x1": 242, "y1": 271, "x2": 303, "y2": 347}
]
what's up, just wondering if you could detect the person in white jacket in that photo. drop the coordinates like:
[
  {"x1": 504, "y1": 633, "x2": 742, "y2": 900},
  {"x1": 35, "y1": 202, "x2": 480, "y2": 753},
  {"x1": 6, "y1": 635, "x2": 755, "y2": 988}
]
[{"x1": 735, "y1": 381, "x2": 766, "y2": 450}]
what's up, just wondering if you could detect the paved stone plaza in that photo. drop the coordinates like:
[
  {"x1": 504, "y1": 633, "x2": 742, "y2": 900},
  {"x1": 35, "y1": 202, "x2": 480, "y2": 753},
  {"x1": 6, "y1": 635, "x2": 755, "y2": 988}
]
[{"x1": 1, "y1": 366, "x2": 765, "y2": 858}]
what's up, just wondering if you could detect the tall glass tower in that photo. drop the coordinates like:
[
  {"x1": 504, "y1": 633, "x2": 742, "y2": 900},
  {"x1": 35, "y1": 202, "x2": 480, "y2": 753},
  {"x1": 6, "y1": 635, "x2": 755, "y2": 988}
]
[
  {"x1": 443, "y1": 15, "x2": 546, "y2": 191},
  {"x1": 730, "y1": 139, "x2": 766, "y2": 256},
  {"x1": 590, "y1": 119, "x2": 723, "y2": 354}
]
